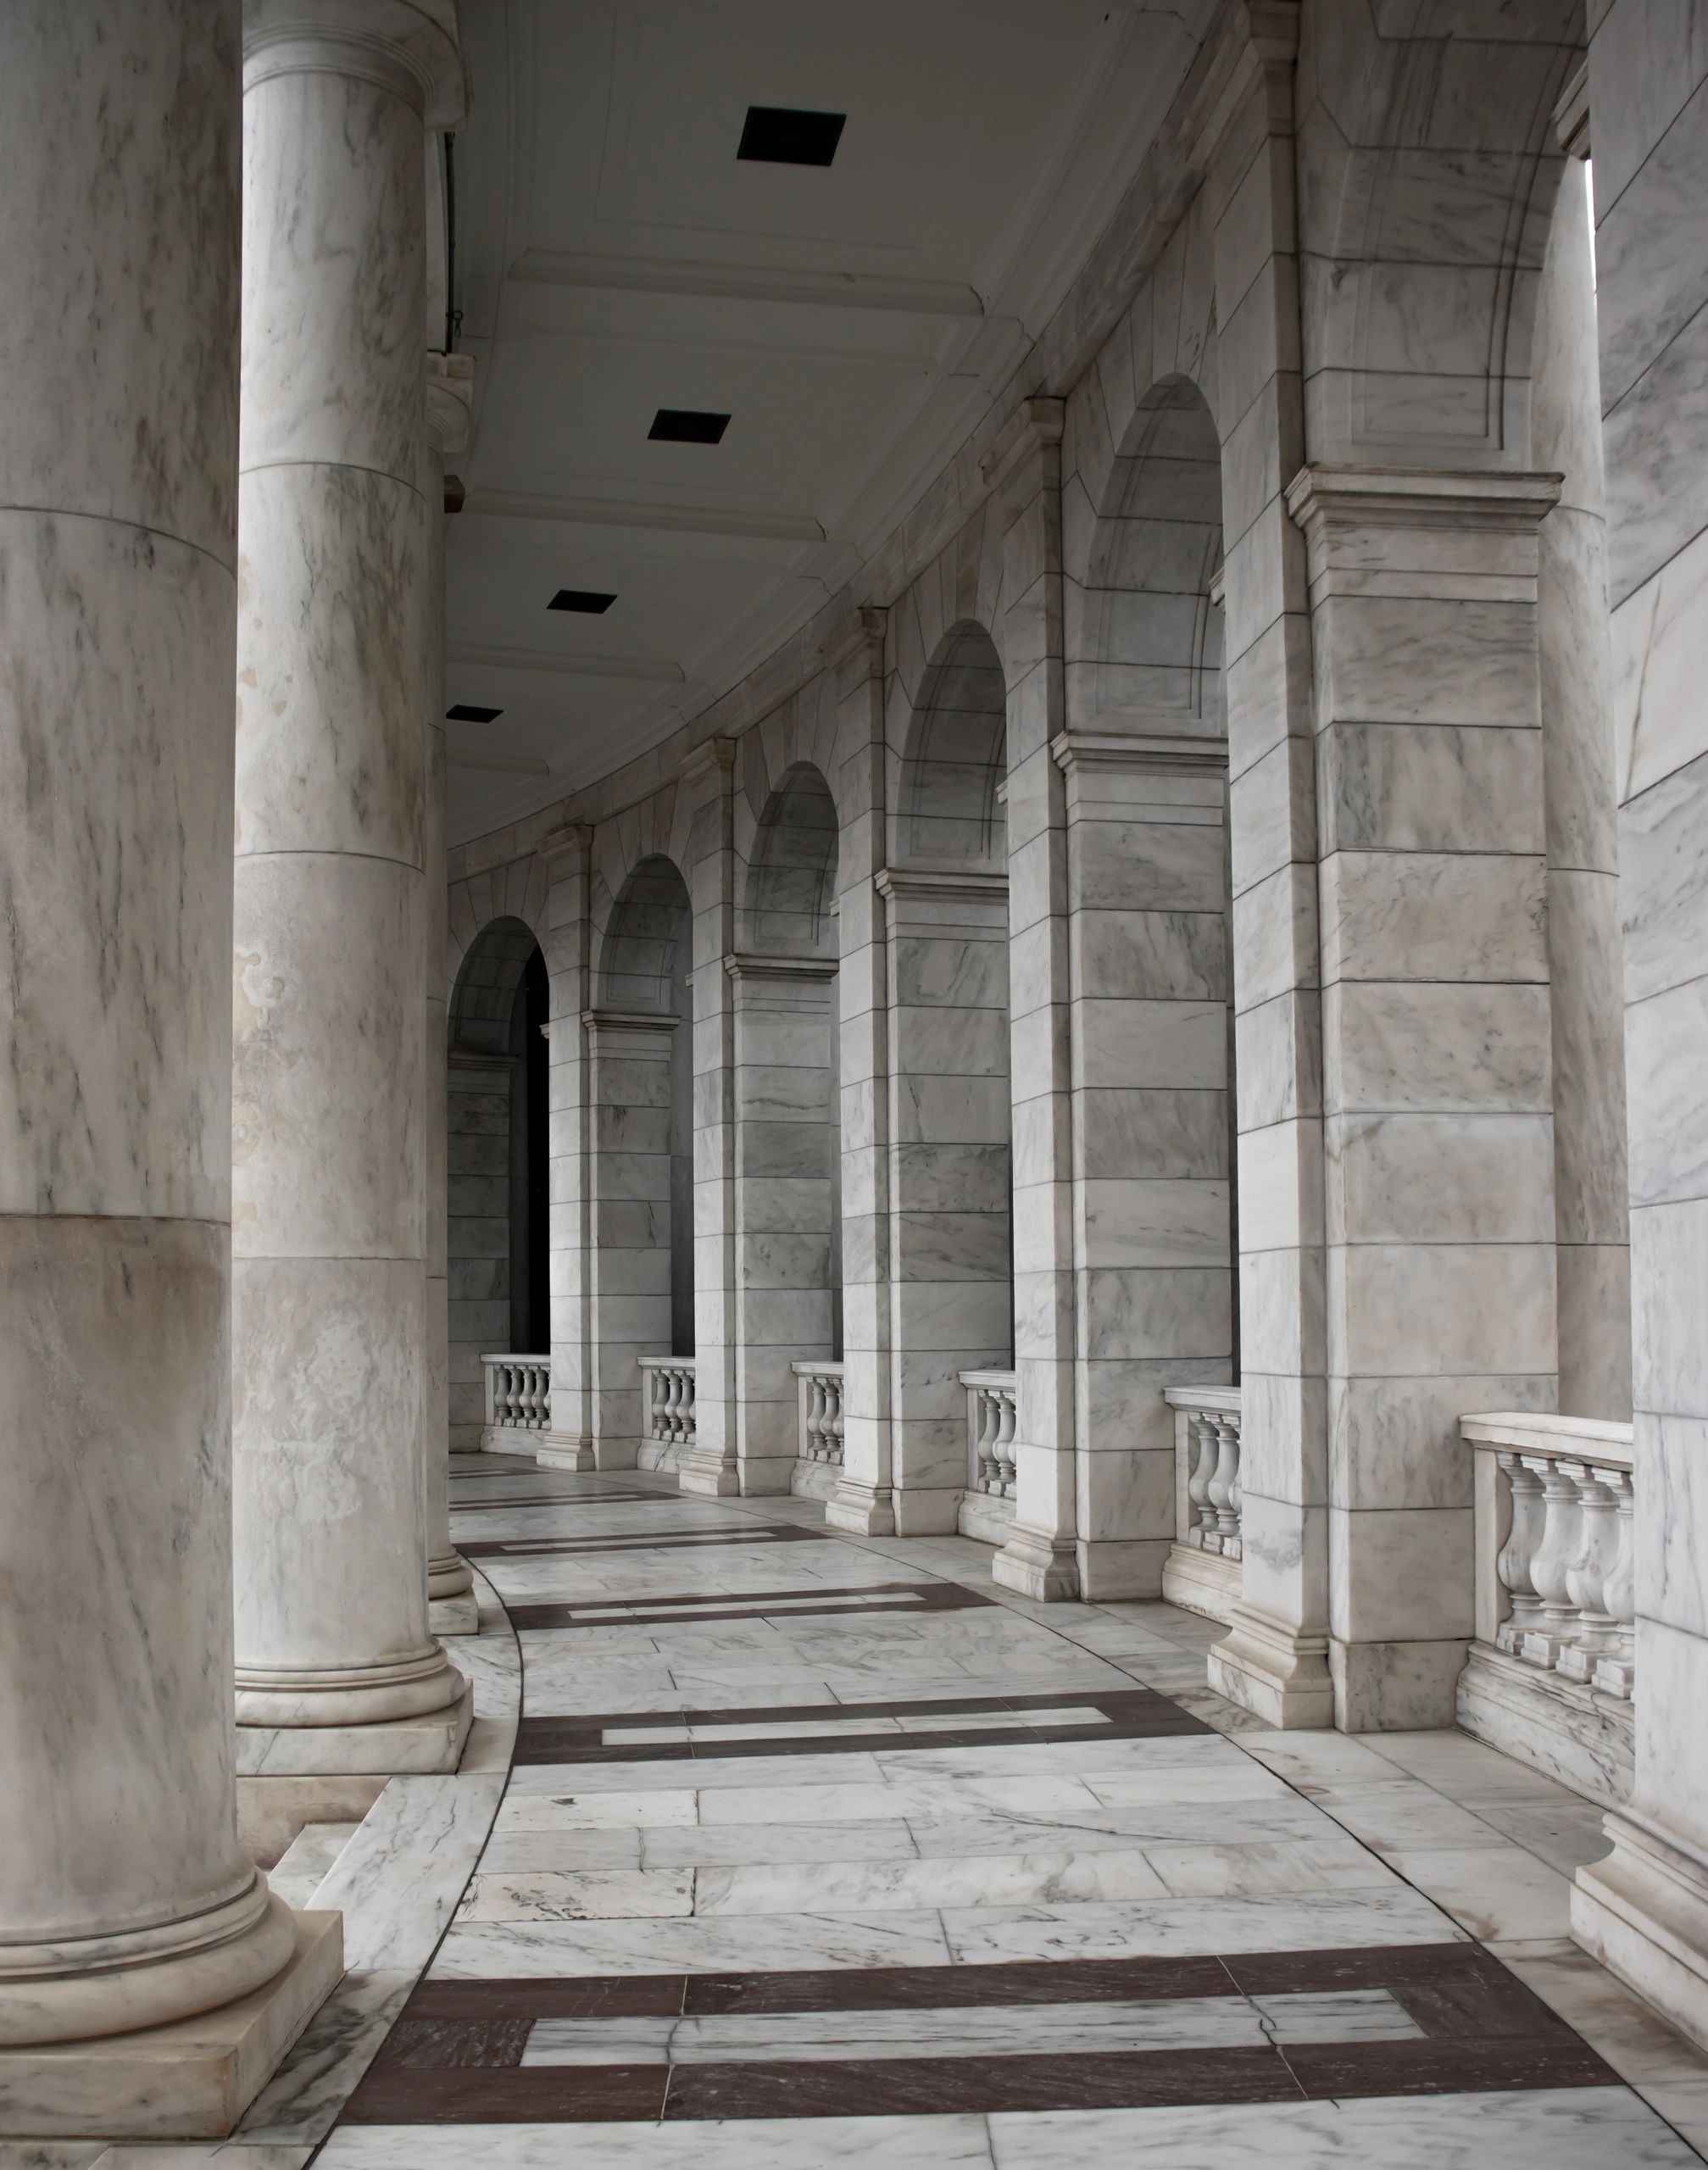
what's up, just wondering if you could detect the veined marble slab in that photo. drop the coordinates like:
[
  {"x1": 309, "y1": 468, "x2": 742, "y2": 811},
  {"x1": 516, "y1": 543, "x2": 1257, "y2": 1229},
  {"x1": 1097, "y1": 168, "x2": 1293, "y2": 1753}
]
[
  {"x1": 315, "y1": 2114, "x2": 997, "y2": 2167},
  {"x1": 520, "y1": 1989, "x2": 1423, "y2": 2065},
  {"x1": 430, "y1": 1909, "x2": 957, "y2": 1978},
  {"x1": 982, "y1": 2086, "x2": 1702, "y2": 2167},
  {"x1": 941, "y1": 1887, "x2": 1462, "y2": 1963}
]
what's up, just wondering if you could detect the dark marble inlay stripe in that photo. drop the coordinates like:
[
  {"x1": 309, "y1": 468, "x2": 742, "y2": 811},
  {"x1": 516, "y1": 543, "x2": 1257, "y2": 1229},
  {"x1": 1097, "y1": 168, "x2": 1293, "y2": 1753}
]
[
  {"x1": 512, "y1": 1685, "x2": 1208, "y2": 1766},
  {"x1": 461, "y1": 1524, "x2": 826, "y2": 1559},
  {"x1": 346, "y1": 2065, "x2": 669, "y2": 2123},
  {"x1": 508, "y1": 1581, "x2": 995, "y2": 1630}
]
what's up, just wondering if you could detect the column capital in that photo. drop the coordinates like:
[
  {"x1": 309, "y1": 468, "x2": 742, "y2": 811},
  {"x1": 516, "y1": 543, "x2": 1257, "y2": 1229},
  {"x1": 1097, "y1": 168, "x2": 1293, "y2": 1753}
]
[
  {"x1": 722, "y1": 951, "x2": 839, "y2": 985},
  {"x1": 1049, "y1": 728, "x2": 1228, "y2": 780},
  {"x1": 243, "y1": 0, "x2": 467, "y2": 127},
  {"x1": 426, "y1": 350, "x2": 474, "y2": 459},
  {"x1": 581, "y1": 1007, "x2": 679, "y2": 1045}
]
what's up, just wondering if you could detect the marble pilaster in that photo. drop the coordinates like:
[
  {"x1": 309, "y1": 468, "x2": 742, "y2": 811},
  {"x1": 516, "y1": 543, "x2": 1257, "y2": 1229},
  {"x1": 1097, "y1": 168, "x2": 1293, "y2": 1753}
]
[
  {"x1": 0, "y1": 0, "x2": 338, "y2": 2121},
  {"x1": 1289, "y1": 463, "x2": 1560, "y2": 1732},
  {"x1": 1169, "y1": 3, "x2": 1336, "y2": 1732},
  {"x1": 1572, "y1": 0, "x2": 1708, "y2": 2055},
  {"x1": 423, "y1": 353, "x2": 476, "y2": 1630},
  {"x1": 535, "y1": 824, "x2": 598, "y2": 1472},
  {"x1": 231, "y1": 0, "x2": 470, "y2": 1772}
]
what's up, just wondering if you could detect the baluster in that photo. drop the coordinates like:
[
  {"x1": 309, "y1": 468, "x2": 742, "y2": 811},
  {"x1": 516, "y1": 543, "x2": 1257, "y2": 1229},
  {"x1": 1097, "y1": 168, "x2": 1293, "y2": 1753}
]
[
  {"x1": 1494, "y1": 1453, "x2": 1546, "y2": 1655},
  {"x1": 811, "y1": 1376, "x2": 830, "y2": 1460},
  {"x1": 1207, "y1": 1417, "x2": 1241, "y2": 1550},
  {"x1": 995, "y1": 1390, "x2": 1017, "y2": 1497},
  {"x1": 827, "y1": 1376, "x2": 844, "y2": 1466},
  {"x1": 972, "y1": 1390, "x2": 997, "y2": 1493},
  {"x1": 1558, "y1": 1463, "x2": 1621, "y2": 1682},
  {"x1": 1224, "y1": 1416, "x2": 1243, "y2": 1560},
  {"x1": 1592, "y1": 1466, "x2": 1635, "y2": 1700},
  {"x1": 668, "y1": 1368, "x2": 686, "y2": 1444},
  {"x1": 682, "y1": 1367, "x2": 696, "y2": 1440},
  {"x1": 1520, "y1": 1455, "x2": 1583, "y2": 1670},
  {"x1": 1185, "y1": 1413, "x2": 1217, "y2": 1549}
]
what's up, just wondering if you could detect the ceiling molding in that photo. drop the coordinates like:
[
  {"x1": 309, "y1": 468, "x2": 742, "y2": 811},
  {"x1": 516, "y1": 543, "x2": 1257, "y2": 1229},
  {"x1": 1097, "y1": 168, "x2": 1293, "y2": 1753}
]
[
  {"x1": 463, "y1": 488, "x2": 825, "y2": 545},
  {"x1": 448, "y1": 641, "x2": 686, "y2": 685},
  {"x1": 508, "y1": 248, "x2": 985, "y2": 319}
]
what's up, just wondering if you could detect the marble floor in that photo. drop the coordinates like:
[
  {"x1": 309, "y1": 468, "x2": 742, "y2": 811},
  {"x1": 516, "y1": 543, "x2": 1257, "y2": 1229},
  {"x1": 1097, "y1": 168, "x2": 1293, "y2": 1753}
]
[{"x1": 35, "y1": 1453, "x2": 1708, "y2": 2169}]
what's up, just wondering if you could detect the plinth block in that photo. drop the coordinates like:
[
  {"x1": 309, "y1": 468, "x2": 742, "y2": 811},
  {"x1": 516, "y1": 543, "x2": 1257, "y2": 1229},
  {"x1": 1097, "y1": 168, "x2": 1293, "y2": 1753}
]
[
  {"x1": 236, "y1": 1677, "x2": 472, "y2": 1778},
  {"x1": 0, "y1": 1908, "x2": 342, "y2": 2140}
]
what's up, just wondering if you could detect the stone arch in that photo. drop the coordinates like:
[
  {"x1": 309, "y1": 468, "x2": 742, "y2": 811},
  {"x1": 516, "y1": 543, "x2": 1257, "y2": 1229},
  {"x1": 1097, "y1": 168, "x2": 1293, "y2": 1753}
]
[
  {"x1": 448, "y1": 913, "x2": 544, "y2": 1054},
  {"x1": 1077, "y1": 374, "x2": 1225, "y2": 737},
  {"x1": 897, "y1": 620, "x2": 1009, "y2": 867},
  {"x1": 743, "y1": 762, "x2": 840, "y2": 960},
  {"x1": 1296, "y1": 3, "x2": 1580, "y2": 468},
  {"x1": 598, "y1": 853, "x2": 693, "y2": 1015}
]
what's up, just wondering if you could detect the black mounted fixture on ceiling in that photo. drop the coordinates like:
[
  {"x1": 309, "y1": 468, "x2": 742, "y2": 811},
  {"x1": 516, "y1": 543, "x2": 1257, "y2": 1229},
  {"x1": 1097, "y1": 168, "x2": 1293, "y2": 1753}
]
[
  {"x1": 649, "y1": 408, "x2": 731, "y2": 444},
  {"x1": 737, "y1": 105, "x2": 845, "y2": 167},
  {"x1": 446, "y1": 703, "x2": 503, "y2": 724},
  {"x1": 548, "y1": 589, "x2": 617, "y2": 614}
]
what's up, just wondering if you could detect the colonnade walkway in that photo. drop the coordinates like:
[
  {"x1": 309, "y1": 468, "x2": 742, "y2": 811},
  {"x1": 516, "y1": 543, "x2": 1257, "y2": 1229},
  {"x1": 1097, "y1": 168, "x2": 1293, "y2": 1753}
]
[{"x1": 286, "y1": 1455, "x2": 1708, "y2": 2166}]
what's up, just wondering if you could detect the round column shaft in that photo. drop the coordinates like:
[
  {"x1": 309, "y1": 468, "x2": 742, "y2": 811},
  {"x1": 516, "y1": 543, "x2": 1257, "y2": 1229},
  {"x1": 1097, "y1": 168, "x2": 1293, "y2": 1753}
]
[
  {"x1": 0, "y1": 0, "x2": 296, "y2": 2044},
  {"x1": 232, "y1": 1, "x2": 468, "y2": 1744},
  {"x1": 425, "y1": 352, "x2": 477, "y2": 1621}
]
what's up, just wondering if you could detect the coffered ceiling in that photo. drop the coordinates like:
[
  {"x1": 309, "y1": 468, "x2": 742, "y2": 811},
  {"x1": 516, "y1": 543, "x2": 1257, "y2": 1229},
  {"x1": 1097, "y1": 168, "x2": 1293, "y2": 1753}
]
[{"x1": 442, "y1": 0, "x2": 1209, "y2": 841}]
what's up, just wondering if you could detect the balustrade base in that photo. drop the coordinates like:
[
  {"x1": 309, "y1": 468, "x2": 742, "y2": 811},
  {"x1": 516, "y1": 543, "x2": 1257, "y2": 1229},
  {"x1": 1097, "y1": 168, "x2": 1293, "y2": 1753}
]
[
  {"x1": 430, "y1": 1591, "x2": 481, "y2": 1637},
  {"x1": 637, "y1": 1439, "x2": 687, "y2": 1474},
  {"x1": 956, "y1": 1490, "x2": 1016, "y2": 1548},
  {"x1": 789, "y1": 1461, "x2": 843, "y2": 1503},
  {"x1": 1161, "y1": 1540, "x2": 1242, "y2": 1626},
  {"x1": 535, "y1": 1433, "x2": 596, "y2": 1472},
  {"x1": 1575, "y1": 1811, "x2": 1708, "y2": 2057},
  {"x1": 993, "y1": 1522, "x2": 1080, "y2": 1601},
  {"x1": 1457, "y1": 1642, "x2": 1633, "y2": 1810},
  {"x1": 1207, "y1": 1603, "x2": 1333, "y2": 1730},
  {"x1": 236, "y1": 1677, "x2": 473, "y2": 1778},
  {"x1": 824, "y1": 1480, "x2": 896, "y2": 1538},
  {"x1": 482, "y1": 1423, "x2": 549, "y2": 1456},
  {"x1": 0, "y1": 1906, "x2": 342, "y2": 2140}
]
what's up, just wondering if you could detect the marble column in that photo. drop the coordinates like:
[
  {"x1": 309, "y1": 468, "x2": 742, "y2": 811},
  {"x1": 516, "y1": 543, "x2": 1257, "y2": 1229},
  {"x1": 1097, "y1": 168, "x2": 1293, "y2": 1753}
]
[
  {"x1": 1572, "y1": 2, "x2": 1708, "y2": 2053},
  {"x1": 536, "y1": 823, "x2": 598, "y2": 1472},
  {"x1": 231, "y1": 0, "x2": 471, "y2": 1774},
  {"x1": 0, "y1": 0, "x2": 339, "y2": 2114},
  {"x1": 425, "y1": 350, "x2": 478, "y2": 1632}
]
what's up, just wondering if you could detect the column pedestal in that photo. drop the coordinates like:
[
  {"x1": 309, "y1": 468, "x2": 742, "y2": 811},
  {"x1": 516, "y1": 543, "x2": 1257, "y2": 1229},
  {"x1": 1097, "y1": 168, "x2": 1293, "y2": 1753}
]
[{"x1": 1574, "y1": 1814, "x2": 1708, "y2": 2051}]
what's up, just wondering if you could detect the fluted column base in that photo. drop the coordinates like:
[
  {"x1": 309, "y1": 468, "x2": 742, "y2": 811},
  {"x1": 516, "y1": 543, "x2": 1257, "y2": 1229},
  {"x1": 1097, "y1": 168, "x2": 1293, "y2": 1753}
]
[{"x1": 0, "y1": 1905, "x2": 341, "y2": 2139}]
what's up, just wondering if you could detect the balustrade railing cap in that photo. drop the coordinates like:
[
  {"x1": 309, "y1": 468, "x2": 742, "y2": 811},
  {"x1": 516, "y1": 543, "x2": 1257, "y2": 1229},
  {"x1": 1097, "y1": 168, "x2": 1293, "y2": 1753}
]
[
  {"x1": 959, "y1": 1367, "x2": 1017, "y2": 1389},
  {"x1": 481, "y1": 1353, "x2": 550, "y2": 1365},
  {"x1": 790, "y1": 1360, "x2": 845, "y2": 1377},
  {"x1": 1162, "y1": 1384, "x2": 1242, "y2": 1412},
  {"x1": 1461, "y1": 1410, "x2": 1634, "y2": 1466}
]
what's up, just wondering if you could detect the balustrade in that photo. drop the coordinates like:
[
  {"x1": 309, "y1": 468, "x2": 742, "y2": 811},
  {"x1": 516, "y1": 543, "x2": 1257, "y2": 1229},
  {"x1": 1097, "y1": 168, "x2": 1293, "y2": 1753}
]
[
  {"x1": 639, "y1": 1357, "x2": 698, "y2": 1456},
  {"x1": 481, "y1": 1354, "x2": 551, "y2": 1448},
  {"x1": 1160, "y1": 1386, "x2": 1242, "y2": 1623},
  {"x1": 962, "y1": 1371, "x2": 1018, "y2": 1498},
  {"x1": 1460, "y1": 1411, "x2": 1636, "y2": 1806},
  {"x1": 792, "y1": 1362, "x2": 845, "y2": 1467}
]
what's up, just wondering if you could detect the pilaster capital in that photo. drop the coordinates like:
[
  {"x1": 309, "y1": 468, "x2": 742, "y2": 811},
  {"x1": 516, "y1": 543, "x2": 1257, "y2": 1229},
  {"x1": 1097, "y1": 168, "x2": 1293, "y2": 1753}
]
[
  {"x1": 722, "y1": 952, "x2": 839, "y2": 985},
  {"x1": 537, "y1": 820, "x2": 593, "y2": 874},
  {"x1": 581, "y1": 1007, "x2": 679, "y2": 1047},
  {"x1": 243, "y1": 0, "x2": 467, "y2": 128},
  {"x1": 1184, "y1": 2, "x2": 1299, "y2": 173},
  {"x1": 1285, "y1": 464, "x2": 1563, "y2": 594},
  {"x1": 426, "y1": 351, "x2": 475, "y2": 459},
  {"x1": 1050, "y1": 729, "x2": 1228, "y2": 779},
  {"x1": 824, "y1": 606, "x2": 887, "y2": 682},
  {"x1": 678, "y1": 735, "x2": 737, "y2": 792}
]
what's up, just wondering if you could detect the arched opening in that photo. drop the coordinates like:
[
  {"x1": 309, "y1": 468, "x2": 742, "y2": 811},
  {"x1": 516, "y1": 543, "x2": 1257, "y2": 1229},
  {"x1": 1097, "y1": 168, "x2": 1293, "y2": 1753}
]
[
  {"x1": 593, "y1": 855, "x2": 694, "y2": 1468},
  {"x1": 887, "y1": 621, "x2": 1015, "y2": 1538},
  {"x1": 1071, "y1": 373, "x2": 1238, "y2": 1604},
  {"x1": 447, "y1": 915, "x2": 550, "y2": 1451},
  {"x1": 732, "y1": 766, "x2": 844, "y2": 1496}
]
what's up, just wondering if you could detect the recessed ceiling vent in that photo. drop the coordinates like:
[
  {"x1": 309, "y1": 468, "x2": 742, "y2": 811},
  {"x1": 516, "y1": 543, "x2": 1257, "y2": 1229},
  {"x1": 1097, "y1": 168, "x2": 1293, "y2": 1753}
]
[
  {"x1": 737, "y1": 106, "x2": 845, "y2": 167},
  {"x1": 446, "y1": 703, "x2": 503, "y2": 723},
  {"x1": 548, "y1": 589, "x2": 617, "y2": 614},
  {"x1": 649, "y1": 409, "x2": 731, "y2": 444}
]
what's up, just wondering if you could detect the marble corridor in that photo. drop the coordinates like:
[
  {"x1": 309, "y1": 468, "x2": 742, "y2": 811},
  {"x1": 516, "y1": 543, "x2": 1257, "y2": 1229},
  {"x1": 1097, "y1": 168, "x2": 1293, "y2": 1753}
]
[{"x1": 168, "y1": 1449, "x2": 1705, "y2": 2167}]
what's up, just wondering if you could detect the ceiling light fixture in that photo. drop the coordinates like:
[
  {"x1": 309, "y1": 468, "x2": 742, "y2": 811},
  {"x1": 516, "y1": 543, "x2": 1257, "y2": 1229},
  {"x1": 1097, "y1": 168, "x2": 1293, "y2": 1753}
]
[
  {"x1": 737, "y1": 106, "x2": 845, "y2": 167},
  {"x1": 548, "y1": 589, "x2": 617, "y2": 614},
  {"x1": 648, "y1": 408, "x2": 732, "y2": 444},
  {"x1": 445, "y1": 703, "x2": 503, "y2": 723}
]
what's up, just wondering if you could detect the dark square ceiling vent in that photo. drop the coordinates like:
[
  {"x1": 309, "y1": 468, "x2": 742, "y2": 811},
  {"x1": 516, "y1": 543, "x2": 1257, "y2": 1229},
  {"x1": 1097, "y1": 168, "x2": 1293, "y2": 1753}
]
[
  {"x1": 548, "y1": 589, "x2": 617, "y2": 614},
  {"x1": 737, "y1": 106, "x2": 845, "y2": 167},
  {"x1": 445, "y1": 703, "x2": 503, "y2": 723},
  {"x1": 649, "y1": 408, "x2": 731, "y2": 444}
]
